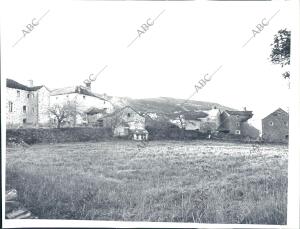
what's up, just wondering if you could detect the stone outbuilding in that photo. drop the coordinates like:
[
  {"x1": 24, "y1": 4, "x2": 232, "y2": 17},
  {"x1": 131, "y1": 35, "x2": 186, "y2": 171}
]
[{"x1": 262, "y1": 108, "x2": 289, "y2": 143}]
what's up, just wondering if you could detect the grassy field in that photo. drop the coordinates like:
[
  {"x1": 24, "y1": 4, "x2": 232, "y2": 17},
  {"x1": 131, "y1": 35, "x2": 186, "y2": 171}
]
[{"x1": 6, "y1": 140, "x2": 288, "y2": 224}]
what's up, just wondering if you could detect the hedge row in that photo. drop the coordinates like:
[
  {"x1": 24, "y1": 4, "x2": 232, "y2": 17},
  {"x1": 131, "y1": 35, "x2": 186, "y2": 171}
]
[{"x1": 6, "y1": 127, "x2": 113, "y2": 145}]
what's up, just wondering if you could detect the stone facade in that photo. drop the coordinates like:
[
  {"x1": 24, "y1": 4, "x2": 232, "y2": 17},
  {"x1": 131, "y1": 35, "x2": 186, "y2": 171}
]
[
  {"x1": 101, "y1": 106, "x2": 146, "y2": 137},
  {"x1": 262, "y1": 108, "x2": 289, "y2": 143},
  {"x1": 218, "y1": 110, "x2": 253, "y2": 136},
  {"x1": 6, "y1": 79, "x2": 50, "y2": 128},
  {"x1": 37, "y1": 87, "x2": 51, "y2": 125},
  {"x1": 50, "y1": 86, "x2": 114, "y2": 126}
]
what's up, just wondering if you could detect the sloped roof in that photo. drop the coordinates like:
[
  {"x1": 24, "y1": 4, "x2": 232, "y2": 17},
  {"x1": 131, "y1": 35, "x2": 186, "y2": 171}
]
[
  {"x1": 50, "y1": 86, "x2": 112, "y2": 104},
  {"x1": 6, "y1": 79, "x2": 44, "y2": 91},
  {"x1": 86, "y1": 107, "x2": 107, "y2": 115},
  {"x1": 262, "y1": 108, "x2": 288, "y2": 121},
  {"x1": 101, "y1": 106, "x2": 144, "y2": 119},
  {"x1": 168, "y1": 111, "x2": 208, "y2": 120},
  {"x1": 223, "y1": 110, "x2": 253, "y2": 122},
  {"x1": 130, "y1": 129, "x2": 148, "y2": 134},
  {"x1": 225, "y1": 110, "x2": 253, "y2": 116}
]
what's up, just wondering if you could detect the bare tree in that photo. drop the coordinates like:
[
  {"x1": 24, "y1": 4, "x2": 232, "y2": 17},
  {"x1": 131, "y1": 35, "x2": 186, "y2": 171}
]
[{"x1": 48, "y1": 101, "x2": 82, "y2": 128}]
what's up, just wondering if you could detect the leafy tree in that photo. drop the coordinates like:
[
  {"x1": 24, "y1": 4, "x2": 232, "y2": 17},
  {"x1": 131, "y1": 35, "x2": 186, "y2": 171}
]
[{"x1": 270, "y1": 29, "x2": 291, "y2": 79}]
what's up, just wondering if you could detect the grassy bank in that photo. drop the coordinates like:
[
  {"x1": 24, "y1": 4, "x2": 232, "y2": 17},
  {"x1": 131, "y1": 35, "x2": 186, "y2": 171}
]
[{"x1": 6, "y1": 140, "x2": 288, "y2": 224}]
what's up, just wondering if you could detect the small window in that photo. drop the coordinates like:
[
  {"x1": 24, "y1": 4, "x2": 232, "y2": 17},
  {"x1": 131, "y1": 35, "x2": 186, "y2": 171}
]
[
  {"x1": 23, "y1": 106, "x2": 27, "y2": 113},
  {"x1": 83, "y1": 95, "x2": 86, "y2": 99},
  {"x1": 98, "y1": 119, "x2": 104, "y2": 127},
  {"x1": 236, "y1": 122, "x2": 240, "y2": 127},
  {"x1": 32, "y1": 94, "x2": 34, "y2": 98},
  {"x1": 27, "y1": 94, "x2": 30, "y2": 98},
  {"x1": 66, "y1": 95, "x2": 69, "y2": 98},
  {"x1": 17, "y1": 90, "x2": 20, "y2": 97},
  {"x1": 9, "y1": 101, "x2": 13, "y2": 112},
  {"x1": 23, "y1": 118, "x2": 26, "y2": 124},
  {"x1": 235, "y1": 130, "x2": 241, "y2": 135},
  {"x1": 127, "y1": 113, "x2": 131, "y2": 118},
  {"x1": 269, "y1": 121, "x2": 274, "y2": 126},
  {"x1": 56, "y1": 97, "x2": 58, "y2": 100},
  {"x1": 284, "y1": 121, "x2": 288, "y2": 127}
]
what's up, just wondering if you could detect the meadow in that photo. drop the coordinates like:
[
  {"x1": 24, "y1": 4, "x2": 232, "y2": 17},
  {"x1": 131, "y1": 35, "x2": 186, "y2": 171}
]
[{"x1": 6, "y1": 140, "x2": 288, "y2": 224}]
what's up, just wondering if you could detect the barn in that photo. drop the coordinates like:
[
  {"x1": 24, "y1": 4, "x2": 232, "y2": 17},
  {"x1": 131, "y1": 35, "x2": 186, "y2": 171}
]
[{"x1": 262, "y1": 108, "x2": 289, "y2": 143}]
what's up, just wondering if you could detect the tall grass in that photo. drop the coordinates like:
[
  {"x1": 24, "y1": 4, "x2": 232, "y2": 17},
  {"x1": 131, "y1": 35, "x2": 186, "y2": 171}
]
[{"x1": 6, "y1": 140, "x2": 288, "y2": 224}]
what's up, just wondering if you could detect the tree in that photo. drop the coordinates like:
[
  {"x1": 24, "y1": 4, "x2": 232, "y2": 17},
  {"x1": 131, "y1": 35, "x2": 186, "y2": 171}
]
[
  {"x1": 48, "y1": 101, "x2": 82, "y2": 128},
  {"x1": 270, "y1": 29, "x2": 291, "y2": 79}
]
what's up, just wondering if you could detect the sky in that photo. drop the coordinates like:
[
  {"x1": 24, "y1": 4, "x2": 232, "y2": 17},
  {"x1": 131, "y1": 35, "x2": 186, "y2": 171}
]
[{"x1": 1, "y1": 0, "x2": 294, "y2": 130}]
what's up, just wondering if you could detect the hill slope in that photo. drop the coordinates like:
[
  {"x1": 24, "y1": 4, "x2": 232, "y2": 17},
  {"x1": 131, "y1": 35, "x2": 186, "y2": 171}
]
[{"x1": 108, "y1": 96, "x2": 235, "y2": 114}]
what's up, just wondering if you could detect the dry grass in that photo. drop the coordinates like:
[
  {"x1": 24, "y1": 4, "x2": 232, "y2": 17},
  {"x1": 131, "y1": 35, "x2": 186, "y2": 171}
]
[{"x1": 6, "y1": 140, "x2": 288, "y2": 224}]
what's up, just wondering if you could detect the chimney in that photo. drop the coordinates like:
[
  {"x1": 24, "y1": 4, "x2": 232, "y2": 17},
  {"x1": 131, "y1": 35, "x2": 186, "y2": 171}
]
[
  {"x1": 28, "y1": 80, "x2": 33, "y2": 87},
  {"x1": 85, "y1": 81, "x2": 91, "y2": 91}
]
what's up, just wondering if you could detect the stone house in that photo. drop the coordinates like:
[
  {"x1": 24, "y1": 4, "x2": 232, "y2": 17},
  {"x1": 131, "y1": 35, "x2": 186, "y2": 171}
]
[
  {"x1": 169, "y1": 111, "x2": 208, "y2": 130},
  {"x1": 86, "y1": 107, "x2": 108, "y2": 126},
  {"x1": 262, "y1": 108, "x2": 289, "y2": 143},
  {"x1": 218, "y1": 110, "x2": 253, "y2": 136},
  {"x1": 6, "y1": 79, "x2": 50, "y2": 128},
  {"x1": 100, "y1": 106, "x2": 148, "y2": 140},
  {"x1": 170, "y1": 108, "x2": 222, "y2": 134},
  {"x1": 50, "y1": 82, "x2": 113, "y2": 126}
]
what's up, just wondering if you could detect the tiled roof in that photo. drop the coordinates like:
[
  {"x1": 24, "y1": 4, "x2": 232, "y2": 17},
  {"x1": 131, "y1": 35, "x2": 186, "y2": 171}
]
[
  {"x1": 262, "y1": 108, "x2": 288, "y2": 120},
  {"x1": 6, "y1": 79, "x2": 43, "y2": 91},
  {"x1": 101, "y1": 106, "x2": 143, "y2": 119},
  {"x1": 50, "y1": 86, "x2": 111, "y2": 104},
  {"x1": 130, "y1": 129, "x2": 148, "y2": 134},
  {"x1": 223, "y1": 110, "x2": 253, "y2": 122},
  {"x1": 168, "y1": 111, "x2": 208, "y2": 120},
  {"x1": 225, "y1": 110, "x2": 253, "y2": 116},
  {"x1": 86, "y1": 107, "x2": 107, "y2": 115}
]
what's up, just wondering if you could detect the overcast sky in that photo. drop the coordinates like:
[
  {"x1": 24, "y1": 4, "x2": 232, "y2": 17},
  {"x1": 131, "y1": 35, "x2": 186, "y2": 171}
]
[{"x1": 2, "y1": 0, "x2": 294, "y2": 129}]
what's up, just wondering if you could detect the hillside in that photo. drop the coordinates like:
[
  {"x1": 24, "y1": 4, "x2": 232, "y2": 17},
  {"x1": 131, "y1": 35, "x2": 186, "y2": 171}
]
[{"x1": 108, "y1": 96, "x2": 235, "y2": 115}]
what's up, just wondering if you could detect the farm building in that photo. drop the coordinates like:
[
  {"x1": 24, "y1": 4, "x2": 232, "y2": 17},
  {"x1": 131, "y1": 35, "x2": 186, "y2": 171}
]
[
  {"x1": 169, "y1": 111, "x2": 208, "y2": 131},
  {"x1": 262, "y1": 108, "x2": 289, "y2": 143},
  {"x1": 6, "y1": 79, "x2": 51, "y2": 128},
  {"x1": 99, "y1": 106, "x2": 148, "y2": 140},
  {"x1": 170, "y1": 107, "x2": 223, "y2": 134},
  {"x1": 86, "y1": 107, "x2": 108, "y2": 127},
  {"x1": 50, "y1": 81, "x2": 114, "y2": 126},
  {"x1": 218, "y1": 110, "x2": 253, "y2": 136}
]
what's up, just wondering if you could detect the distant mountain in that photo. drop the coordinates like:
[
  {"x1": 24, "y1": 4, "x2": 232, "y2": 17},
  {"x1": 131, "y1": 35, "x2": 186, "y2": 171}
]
[
  {"x1": 106, "y1": 96, "x2": 235, "y2": 118},
  {"x1": 105, "y1": 96, "x2": 259, "y2": 138}
]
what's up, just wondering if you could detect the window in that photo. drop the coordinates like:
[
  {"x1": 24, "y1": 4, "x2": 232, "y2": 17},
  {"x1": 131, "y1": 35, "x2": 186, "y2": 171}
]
[
  {"x1": 23, "y1": 106, "x2": 27, "y2": 113},
  {"x1": 127, "y1": 113, "x2": 131, "y2": 118},
  {"x1": 83, "y1": 95, "x2": 86, "y2": 99},
  {"x1": 17, "y1": 90, "x2": 20, "y2": 97},
  {"x1": 98, "y1": 119, "x2": 104, "y2": 127},
  {"x1": 66, "y1": 95, "x2": 69, "y2": 98},
  {"x1": 9, "y1": 101, "x2": 13, "y2": 112},
  {"x1": 269, "y1": 121, "x2": 274, "y2": 126},
  {"x1": 235, "y1": 130, "x2": 241, "y2": 135},
  {"x1": 23, "y1": 118, "x2": 26, "y2": 124},
  {"x1": 27, "y1": 94, "x2": 30, "y2": 98},
  {"x1": 56, "y1": 97, "x2": 58, "y2": 100},
  {"x1": 32, "y1": 108, "x2": 34, "y2": 112},
  {"x1": 236, "y1": 122, "x2": 240, "y2": 127},
  {"x1": 284, "y1": 121, "x2": 288, "y2": 127}
]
